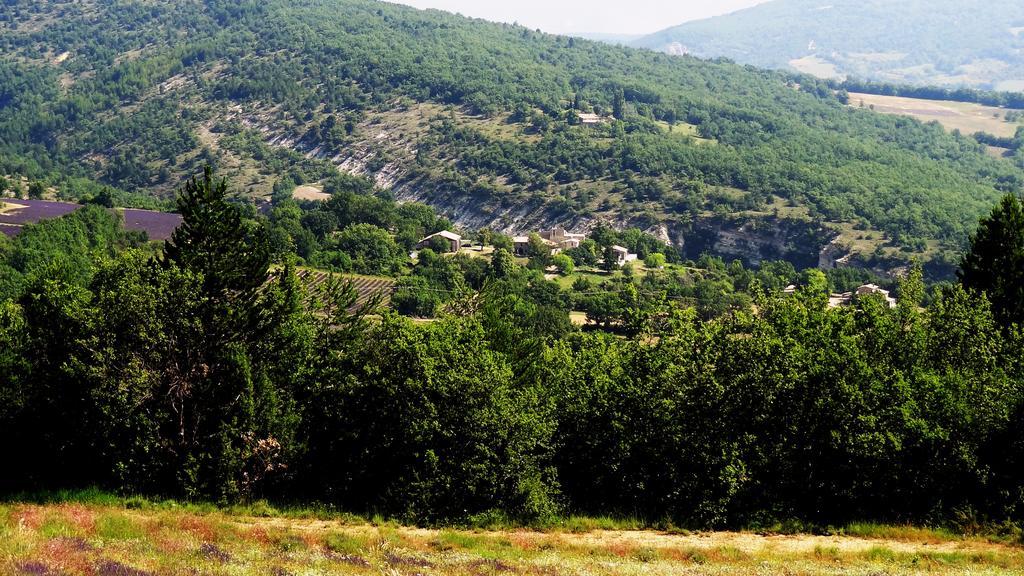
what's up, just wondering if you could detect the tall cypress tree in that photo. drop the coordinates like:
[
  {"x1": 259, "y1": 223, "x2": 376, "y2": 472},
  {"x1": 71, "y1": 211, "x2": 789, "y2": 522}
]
[
  {"x1": 960, "y1": 193, "x2": 1024, "y2": 328},
  {"x1": 612, "y1": 87, "x2": 626, "y2": 120}
]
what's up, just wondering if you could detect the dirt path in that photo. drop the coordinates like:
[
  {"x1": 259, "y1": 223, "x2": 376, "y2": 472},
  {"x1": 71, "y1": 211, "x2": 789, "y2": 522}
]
[{"x1": 224, "y1": 514, "x2": 1020, "y2": 557}]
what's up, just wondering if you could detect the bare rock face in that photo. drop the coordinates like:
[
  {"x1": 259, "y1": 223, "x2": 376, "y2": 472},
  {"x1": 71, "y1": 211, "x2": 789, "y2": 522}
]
[
  {"x1": 680, "y1": 215, "x2": 832, "y2": 268},
  {"x1": 818, "y1": 237, "x2": 850, "y2": 270}
]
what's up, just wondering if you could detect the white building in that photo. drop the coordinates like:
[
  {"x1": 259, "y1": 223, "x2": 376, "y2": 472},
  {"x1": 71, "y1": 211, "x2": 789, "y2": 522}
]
[
  {"x1": 611, "y1": 245, "x2": 638, "y2": 267},
  {"x1": 417, "y1": 230, "x2": 462, "y2": 253},
  {"x1": 577, "y1": 112, "x2": 606, "y2": 125}
]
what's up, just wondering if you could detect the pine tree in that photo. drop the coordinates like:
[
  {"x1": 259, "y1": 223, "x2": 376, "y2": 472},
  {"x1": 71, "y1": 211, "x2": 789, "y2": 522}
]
[
  {"x1": 960, "y1": 193, "x2": 1024, "y2": 327},
  {"x1": 163, "y1": 166, "x2": 271, "y2": 300}
]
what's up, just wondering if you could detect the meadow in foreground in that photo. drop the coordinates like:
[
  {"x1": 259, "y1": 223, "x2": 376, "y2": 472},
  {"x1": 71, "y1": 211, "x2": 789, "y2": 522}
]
[{"x1": 2, "y1": 500, "x2": 1023, "y2": 576}]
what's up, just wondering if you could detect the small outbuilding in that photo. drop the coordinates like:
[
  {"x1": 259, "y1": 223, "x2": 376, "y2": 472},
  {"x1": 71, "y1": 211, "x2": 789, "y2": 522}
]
[
  {"x1": 611, "y1": 245, "x2": 638, "y2": 267},
  {"x1": 417, "y1": 230, "x2": 462, "y2": 253},
  {"x1": 577, "y1": 112, "x2": 606, "y2": 125}
]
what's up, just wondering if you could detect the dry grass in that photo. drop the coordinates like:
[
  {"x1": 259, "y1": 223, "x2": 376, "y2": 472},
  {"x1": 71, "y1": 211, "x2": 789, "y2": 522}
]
[
  {"x1": 849, "y1": 92, "x2": 1024, "y2": 137},
  {"x1": 3, "y1": 502, "x2": 1023, "y2": 575},
  {"x1": 291, "y1": 185, "x2": 331, "y2": 202},
  {"x1": 0, "y1": 201, "x2": 28, "y2": 215}
]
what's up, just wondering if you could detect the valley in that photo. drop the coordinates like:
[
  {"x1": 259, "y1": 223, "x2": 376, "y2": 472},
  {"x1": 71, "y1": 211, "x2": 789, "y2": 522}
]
[{"x1": 2, "y1": 1, "x2": 1024, "y2": 564}]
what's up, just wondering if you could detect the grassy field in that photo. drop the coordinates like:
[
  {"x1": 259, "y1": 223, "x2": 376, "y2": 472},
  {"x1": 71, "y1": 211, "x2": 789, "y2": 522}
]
[
  {"x1": 2, "y1": 499, "x2": 1023, "y2": 575},
  {"x1": 848, "y1": 92, "x2": 1024, "y2": 137},
  {"x1": 790, "y1": 55, "x2": 843, "y2": 79}
]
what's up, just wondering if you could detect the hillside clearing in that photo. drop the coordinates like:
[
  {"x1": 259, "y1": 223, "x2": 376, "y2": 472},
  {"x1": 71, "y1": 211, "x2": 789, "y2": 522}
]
[
  {"x1": 292, "y1": 185, "x2": 331, "y2": 202},
  {"x1": 790, "y1": 55, "x2": 844, "y2": 79},
  {"x1": 2, "y1": 502, "x2": 1022, "y2": 575},
  {"x1": 848, "y1": 92, "x2": 1024, "y2": 137}
]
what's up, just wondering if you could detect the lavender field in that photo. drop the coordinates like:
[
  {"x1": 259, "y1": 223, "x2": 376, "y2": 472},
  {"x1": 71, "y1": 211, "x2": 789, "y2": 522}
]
[
  {"x1": 0, "y1": 200, "x2": 82, "y2": 233},
  {"x1": 0, "y1": 200, "x2": 181, "y2": 241},
  {"x1": 121, "y1": 209, "x2": 183, "y2": 241}
]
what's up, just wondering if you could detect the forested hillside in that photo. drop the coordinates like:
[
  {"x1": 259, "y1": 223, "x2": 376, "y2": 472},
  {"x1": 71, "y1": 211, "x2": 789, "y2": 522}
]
[
  {"x1": 636, "y1": 0, "x2": 1024, "y2": 91},
  {"x1": 1, "y1": 0, "x2": 1023, "y2": 272}
]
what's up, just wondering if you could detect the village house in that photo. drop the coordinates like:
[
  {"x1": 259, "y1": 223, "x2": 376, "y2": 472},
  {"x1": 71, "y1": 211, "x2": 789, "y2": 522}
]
[
  {"x1": 856, "y1": 284, "x2": 898, "y2": 308},
  {"x1": 513, "y1": 234, "x2": 557, "y2": 257},
  {"x1": 513, "y1": 228, "x2": 589, "y2": 257},
  {"x1": 577, "y1": 112, "x2": 606, "y2": 125},
  {"x1": 828, "y1": 283, "x2": 898, "y2": 309},
  {"x1": 611, "y1": 245, "x2": 638, "y2": 267},
  {"x1": 540, "y1": 227, "x2": 587, "y2": 250},
  {"x1": 417, "y1": 230, "x2": 462, "y2": 253}
]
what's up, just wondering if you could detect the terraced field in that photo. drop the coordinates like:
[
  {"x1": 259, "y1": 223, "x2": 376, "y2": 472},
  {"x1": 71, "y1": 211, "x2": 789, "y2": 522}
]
[
  {"x1": 2, "y1": 500, "x2": 1023, "y2": 576},
  {"x1": 294, "y1": 268, "x2": 394, "y2": 312}
]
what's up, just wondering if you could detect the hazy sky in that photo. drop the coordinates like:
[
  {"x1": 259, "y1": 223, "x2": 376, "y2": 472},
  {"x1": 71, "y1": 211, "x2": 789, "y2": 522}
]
[{"x1": 389, "y1": 0, "x2": 771, "y2": 36}]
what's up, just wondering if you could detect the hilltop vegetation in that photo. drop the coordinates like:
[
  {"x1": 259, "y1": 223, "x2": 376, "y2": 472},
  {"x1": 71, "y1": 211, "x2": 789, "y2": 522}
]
[
  {"x1": 636, "y1": 0, "x2": 1024, "y2": 91},
  {"x1": 1, "y1": 0, "x2": 1022, "y2": 271}
]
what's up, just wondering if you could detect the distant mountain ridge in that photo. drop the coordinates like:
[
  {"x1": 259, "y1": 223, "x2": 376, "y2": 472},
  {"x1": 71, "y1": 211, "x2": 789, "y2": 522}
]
[
  {"x1": 634, "y1": 0, "x2": 1024, "y2": 91},
  {"x1": 571, "y1": 32, "x2": 644, "y2": 45}
]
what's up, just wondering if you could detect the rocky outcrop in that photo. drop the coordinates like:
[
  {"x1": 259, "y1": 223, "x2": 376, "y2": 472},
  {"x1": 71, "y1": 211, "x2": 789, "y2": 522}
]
[
  {"x1": 394, "y1": 177, "x2": 833, "y2": 267},
  {"x1": 818, "y1": 237, "x2": 851, "y2": 270},
  {"x1": 681, "y1": 215, "x2": 833, "y2": 268}
]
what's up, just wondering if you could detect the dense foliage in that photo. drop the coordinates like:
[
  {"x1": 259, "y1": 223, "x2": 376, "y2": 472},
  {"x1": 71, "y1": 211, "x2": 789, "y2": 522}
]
[
  {"x1": 1, "y1": 172, "x2": 1023, "y2": 531},
  {"x1": 960, "y1": 194, "x2": 1024, "y2": 328},
  {"x1": 1, "y1": 0, "x2": 1022, "y2": 267}
]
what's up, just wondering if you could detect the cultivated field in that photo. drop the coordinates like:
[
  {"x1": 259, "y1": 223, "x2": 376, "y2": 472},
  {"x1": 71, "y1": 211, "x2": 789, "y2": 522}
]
[
  {"x1": 849, "y1": 92, "x2": 1024, "y2": 137},
  {"x1": 119, "y1": 209, "x2": 183, "y2": 241},
  {"x1": 0, "y1": 200, "x2": 81, "y2": 233},
  {"x1": 0, "y1": 200, "x2": 182, "y2": 240},
  {"x1": 2, "y1": 500, "x2": 1023, "y2": 576},
  {"x1": 294, "y1": 268, "x2": 394, "y2": 311}
]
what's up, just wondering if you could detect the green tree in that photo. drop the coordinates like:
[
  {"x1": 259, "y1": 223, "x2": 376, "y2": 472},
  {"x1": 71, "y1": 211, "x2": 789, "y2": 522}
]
[
  {"x1": 960, "y1": 194, "x2": 1024, "y2": 327},
  {"x1": 335, "y1": 223, "x2": 404, "y2": 275},
  {"x1": 644, "y1": 253, "x2": 667, "y2": 269},
  {"x1": 490, "y1": 234, "x2": 514, "y2": 252},
  {"x1": 162, "y1": 166, "x2": 271, "y2": 306},
  {"x1": 601, "y1": 244, "x2": 620, "y2": 273},
  {"x1": 478, "y1": 228, "x2": 494, "y2": 252},
  {"x1": 565, "y1": 239, "x2": 599, "y2": 267},
  {"x1": 27, "y1": 181, "x2": 45, "y2": 200},
  {"x1": 391, "y1": 276, "x2": 441, "y2": 317},
  {"x1": 98, "y1": 168, "x2": 309, "y2": 501},
  {"x1": 527, "y1": 233, "x2": 552, "y2": 261},
  {"x1": 490, "y1": 248, "x2": 516, "y2": 279},
  {"x1": 552, "y1": 253, "x2": 575, "y2": 275},
  {"x1": 612, "y1": 87, "x2": 626, "y2": 120},
  {"x1": 303, "y1": 315, "x2": 559, "y2": 522}
]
